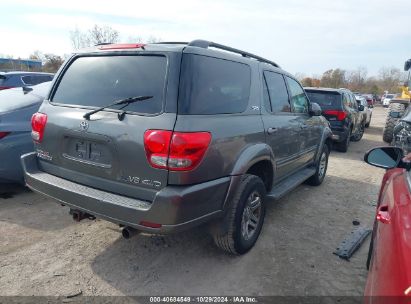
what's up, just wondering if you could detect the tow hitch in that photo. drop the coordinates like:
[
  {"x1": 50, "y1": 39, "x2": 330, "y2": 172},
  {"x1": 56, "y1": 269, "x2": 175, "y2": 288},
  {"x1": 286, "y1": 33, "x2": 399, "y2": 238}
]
[{"x1": 69, "y1": 209, "x2": 96, "y2": 222}]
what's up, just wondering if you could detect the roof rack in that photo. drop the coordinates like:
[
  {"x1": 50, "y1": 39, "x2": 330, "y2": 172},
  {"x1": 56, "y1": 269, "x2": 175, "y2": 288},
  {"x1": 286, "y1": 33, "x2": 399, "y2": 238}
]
[{"x1": 155, "y1": 39, "x2": 280, "y2": 68}]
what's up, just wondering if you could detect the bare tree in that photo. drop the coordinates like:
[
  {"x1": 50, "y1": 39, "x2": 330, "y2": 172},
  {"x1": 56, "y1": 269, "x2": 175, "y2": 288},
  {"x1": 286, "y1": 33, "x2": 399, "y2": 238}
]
[
  {"x1": 87, "y1": 25, "x2": 119, "y2": 45},
  {"x1": 70, "y1": 25, "x2": 120, "y2": 50},
  {"x1": 70, "y1": 27, "x2": 89, "y2": 50},
  {"x1": 43, "y1": 54, "x2": 64, "y2": 73},
  {"x1": 29, "y1": 50, "x2": 44, "y2": 62}
]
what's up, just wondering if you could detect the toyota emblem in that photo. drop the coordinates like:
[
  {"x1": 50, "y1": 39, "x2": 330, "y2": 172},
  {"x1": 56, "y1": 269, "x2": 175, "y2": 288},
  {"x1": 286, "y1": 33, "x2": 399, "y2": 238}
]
[{"x1": 80, "y1": 121, "x2": 89, "y2": 131}]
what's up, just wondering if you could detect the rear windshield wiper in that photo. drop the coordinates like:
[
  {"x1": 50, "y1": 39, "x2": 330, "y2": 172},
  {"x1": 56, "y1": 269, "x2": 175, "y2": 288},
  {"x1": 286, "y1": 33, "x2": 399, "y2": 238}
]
[{"x1": 83, "y1": 96, "x2": 153, "y2": 120}]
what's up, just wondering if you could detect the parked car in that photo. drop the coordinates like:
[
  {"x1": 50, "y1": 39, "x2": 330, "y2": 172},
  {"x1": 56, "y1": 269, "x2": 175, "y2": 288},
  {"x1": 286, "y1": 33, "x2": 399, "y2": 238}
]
[
  {"x1": 0, "y1": 81, "x2": 51, "y2": 183},
  {"x1": 362, "y1": 94, "x2": 375, "y2": 107},
  {"x1": 21, "y1": 40, "x2": 332, "y2": 254},
  {"x1": 355, "y1": 95, "x2": 372, "y2": 127},
  {"x1": 382, "y1": 94, "x2": 395, "y2": 107},
  {"x1": 363, "y1": 146, "x2": 411, "y2": 298},
  {"x1": 0, "y1": 71, "x2": 53, "y2": 91},
  {"x1": 305, "y1": 87, "x2": 365, "y2": 152}
]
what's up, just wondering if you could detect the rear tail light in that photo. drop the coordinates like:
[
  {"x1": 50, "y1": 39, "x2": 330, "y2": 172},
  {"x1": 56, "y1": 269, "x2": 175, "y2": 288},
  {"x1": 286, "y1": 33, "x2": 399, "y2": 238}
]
[
  {"x1": 144, "y1": 130, "x2": 211, "y2": 171},
  {"x1": 99, "y1": 43, "x2": 146, "y2": 50},
  {"x1": 0, "y1": 86, "x2": 13, "y2": 90},
  {"x1": 0, "y1": 132, "x2": 10, "y2": 139},
  {"x1": 323, "y1": 110, "x2": 347, "y2": 121},
  {"x1": 31, "y1": 112, "x2": 48, "y2": 143}
]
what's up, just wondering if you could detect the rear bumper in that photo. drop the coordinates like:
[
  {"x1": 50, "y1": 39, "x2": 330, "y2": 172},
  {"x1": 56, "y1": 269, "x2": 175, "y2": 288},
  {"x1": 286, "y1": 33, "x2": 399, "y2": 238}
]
[
  {"x1": 330, "y1": 128, "x2": 349, "y2": 143},
  {"x1": 21, "y1": 152, "x2": 230, "y2": 233},
  {"x1": 0, "y1": 132, "x2": 33, "y2": 183}
]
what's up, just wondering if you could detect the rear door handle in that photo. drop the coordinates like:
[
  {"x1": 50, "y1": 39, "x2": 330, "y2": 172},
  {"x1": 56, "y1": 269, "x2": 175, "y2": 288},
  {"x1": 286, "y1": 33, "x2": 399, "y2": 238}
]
[
  {"x1": 267, "y1": 127, "x2": 277, "y2": 134},
  {"x1": 377, "y1": 205, "x2": 391, "y2": 224}
]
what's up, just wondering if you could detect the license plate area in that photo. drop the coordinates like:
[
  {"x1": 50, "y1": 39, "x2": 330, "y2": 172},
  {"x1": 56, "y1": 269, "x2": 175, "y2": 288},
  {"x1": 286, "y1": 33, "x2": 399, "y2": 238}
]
[{"x1": 62, "y1": 137, "x2": 112, "y2": 168}]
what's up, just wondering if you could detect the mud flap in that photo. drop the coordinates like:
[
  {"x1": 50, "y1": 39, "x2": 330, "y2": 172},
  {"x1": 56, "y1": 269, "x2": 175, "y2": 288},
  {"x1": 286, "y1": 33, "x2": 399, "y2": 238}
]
[{"x1": 333, "y1": 227, "x2": 371, "y2": 260}]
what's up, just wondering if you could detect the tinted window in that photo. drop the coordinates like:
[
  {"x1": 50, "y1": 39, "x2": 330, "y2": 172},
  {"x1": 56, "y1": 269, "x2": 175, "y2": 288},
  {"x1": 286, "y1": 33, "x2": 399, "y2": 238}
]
[
  {"x1": 263, "y1": 71, "x2": 290, "y2": 112},
  {"x1": 179, "y1": 54, "x2": 251, "y2": 114},
  {"x1": 22, "y1": 75, "x2": 53, "y2": 86},
  {"x1": 343, "y1": 93, "x2": 352, "y2": 108},
  {"x1": 386, "y1": 94, "x2": 395, "y2": 98},
  {"x1": 52, "y1": 55, "x2": 167, "y2": 114},
  {"x1": 285, "y1": 76, "x2": 309, "y2": 113},
  {"x1": 306, "y1": 91, "x2": 342, "y2": 110},
  {"x1": 2, "y1": 75, "x2": 22, "y2": 87}
]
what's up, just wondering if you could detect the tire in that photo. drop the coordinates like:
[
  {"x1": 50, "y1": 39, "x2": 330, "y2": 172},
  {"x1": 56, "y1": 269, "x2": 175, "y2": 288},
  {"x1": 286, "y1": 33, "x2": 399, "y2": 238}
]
[
  {"x1": 383, "y1": 103, "x2": 405, "y2": 143},
  {"x1": 365, "y1": 114, "x2": 371, "y2": 128},
  {"x1": 210, "y1": 174, "x2": 266, "y2": 255},
  {"x1": 351, "y1": 123, "x2": 364, "y2": 142},
  {"x1": 306, "y1": 144, "x2": 329, "y2": 186},
  {"x1": 336, "y1": 129, "x2": 351, "y2": 153}
]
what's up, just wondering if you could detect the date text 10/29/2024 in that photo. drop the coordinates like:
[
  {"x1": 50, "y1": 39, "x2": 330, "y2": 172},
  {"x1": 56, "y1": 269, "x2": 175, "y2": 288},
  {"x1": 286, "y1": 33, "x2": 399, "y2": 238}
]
[{"x1": 149, "y1": 297, "x2": 258, "y2": 303}]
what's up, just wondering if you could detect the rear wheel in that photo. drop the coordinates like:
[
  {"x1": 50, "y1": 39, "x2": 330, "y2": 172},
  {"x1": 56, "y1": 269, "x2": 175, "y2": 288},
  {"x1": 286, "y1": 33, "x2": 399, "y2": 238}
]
[
  {"x1": 306, "y1": 144, "x2": 329, "y2": 186},
  {"x1": 383, "y1": 103, "x2": 405, "y2": 143},
  {"x1": 336, "y1": 129, "x2": 351, "y2": 153},
  {"x1": 210, "y1": 175, "x2": 266, "y2": 255},
  {"x1": 365, "y1": 114, "x2": 371, "y2": 128},
  {"x1": 351, "y1": 123, "x2": 364, "y2": 142}
]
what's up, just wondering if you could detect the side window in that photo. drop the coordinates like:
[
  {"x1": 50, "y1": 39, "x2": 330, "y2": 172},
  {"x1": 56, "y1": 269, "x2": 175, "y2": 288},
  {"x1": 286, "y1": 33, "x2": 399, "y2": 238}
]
[
  {"x1": 285, "y1": 76, "x2": 309, "y2": 114},
  {"x1": 350, "y1": 94, "x2": 358, "y2": 110},
  {"x1": 21, "y1": 76, "x2": 33, "y2": 85},
  {"x1": 263, "y1": 71, "x2": 290, "y2": 112},
  {"x1": 343, "y1": 93, "x2": 351, "y2": 108}
]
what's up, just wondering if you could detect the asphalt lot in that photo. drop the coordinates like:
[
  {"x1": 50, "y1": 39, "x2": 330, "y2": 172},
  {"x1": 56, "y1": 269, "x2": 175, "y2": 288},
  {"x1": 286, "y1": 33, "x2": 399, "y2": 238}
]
[{"x1": 0, "y1": 107, "x2": 388, "y2": 296}]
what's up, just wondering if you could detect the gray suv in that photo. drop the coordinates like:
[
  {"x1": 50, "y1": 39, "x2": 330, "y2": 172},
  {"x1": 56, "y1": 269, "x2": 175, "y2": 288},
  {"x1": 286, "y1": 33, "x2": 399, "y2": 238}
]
[{"x1": 22, "y1": 40, "x2": 332, "y2": 254}]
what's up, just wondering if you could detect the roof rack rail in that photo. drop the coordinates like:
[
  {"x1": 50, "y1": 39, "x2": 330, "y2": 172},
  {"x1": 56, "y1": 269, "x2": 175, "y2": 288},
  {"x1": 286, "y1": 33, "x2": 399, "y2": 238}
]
[
  {"x1": 153, "y1": 40, "x2": 280, "y2": 68},
  {"x1": 188, "y1": 39, "x2": 280, "y2": 68}
]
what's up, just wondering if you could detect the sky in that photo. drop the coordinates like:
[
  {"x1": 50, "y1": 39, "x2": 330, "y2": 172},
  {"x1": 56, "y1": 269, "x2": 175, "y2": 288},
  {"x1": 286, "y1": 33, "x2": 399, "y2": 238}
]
[{"x1": 1, "y1": 0, "x2": 411, "y2": 76}]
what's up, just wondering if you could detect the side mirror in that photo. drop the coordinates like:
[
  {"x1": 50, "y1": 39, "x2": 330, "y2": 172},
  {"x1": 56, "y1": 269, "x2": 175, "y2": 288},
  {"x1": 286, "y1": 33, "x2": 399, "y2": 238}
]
[
  {"x1": 310, "y1": 102, "x2": 322, "y2": 116},
  {"x1": 358, "y1": 105, "x2": 365, "y2": 111},
  {"x1": 364, "y1": 146, "x2": 403, "y2": 169}
]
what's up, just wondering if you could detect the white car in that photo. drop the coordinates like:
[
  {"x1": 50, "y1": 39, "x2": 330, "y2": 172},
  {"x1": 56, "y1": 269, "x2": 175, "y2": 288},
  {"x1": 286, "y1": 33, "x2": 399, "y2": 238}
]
[{"x1": 382, "y1": 94, "x2": 395, "y2": 107}]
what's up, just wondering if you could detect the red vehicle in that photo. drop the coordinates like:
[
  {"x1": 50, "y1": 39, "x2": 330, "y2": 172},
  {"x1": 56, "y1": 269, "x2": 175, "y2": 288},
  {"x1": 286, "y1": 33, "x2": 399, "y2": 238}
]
[
  {"x1": 364, "y1": 146, "x2": 411, "y2": 302},
  {"x1": 362, "y1": 94, "x2": 375, "y2": 107}
]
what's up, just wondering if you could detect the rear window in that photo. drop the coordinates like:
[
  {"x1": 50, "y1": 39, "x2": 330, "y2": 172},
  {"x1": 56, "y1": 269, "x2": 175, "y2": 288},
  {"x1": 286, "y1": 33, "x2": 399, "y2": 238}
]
[
  {"x1": 178, "y1": 54, "x2": 251, "y2": 114},
  {"x1": 306, "y1": 91, "x2": 342, "y2": 110},
  {"x1": 51, "y1": 55, "x2": 167, "y2": 114}
]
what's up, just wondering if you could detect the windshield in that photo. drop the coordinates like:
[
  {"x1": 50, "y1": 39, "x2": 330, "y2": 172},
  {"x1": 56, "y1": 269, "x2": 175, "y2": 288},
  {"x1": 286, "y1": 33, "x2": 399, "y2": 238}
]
[
  {"x1": 305, "y1": 91, "x2": 342, "y2": 110},
  {"x1": 51, "y1": 55, "x2": 167, "y2": 114}
]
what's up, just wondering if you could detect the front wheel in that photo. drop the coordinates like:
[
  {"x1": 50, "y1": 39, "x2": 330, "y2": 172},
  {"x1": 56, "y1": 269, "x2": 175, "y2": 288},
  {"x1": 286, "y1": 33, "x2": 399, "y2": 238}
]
[
  {"x1": 210, "y1": 175, "x2": 266, "y2": 255},
  {"x1": 306, "y1": 144, "x2": 329, "y2": 186}
]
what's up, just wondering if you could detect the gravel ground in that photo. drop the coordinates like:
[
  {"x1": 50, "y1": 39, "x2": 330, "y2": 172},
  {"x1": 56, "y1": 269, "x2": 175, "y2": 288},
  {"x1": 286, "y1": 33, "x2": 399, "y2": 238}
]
[{"x1": 0, "y1": 107, "x2": 388, "y2": 296}]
